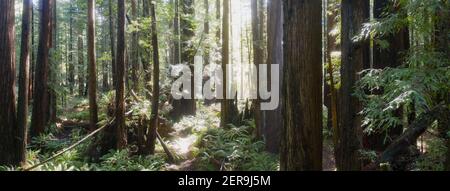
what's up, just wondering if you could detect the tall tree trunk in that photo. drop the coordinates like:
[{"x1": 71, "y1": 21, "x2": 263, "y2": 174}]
[
  {"x1": 116, "y1": 0, "x2": 127, "y2": 149},
  {"x1": 88, "y1": 0, "x2": 99, "y2": 131},
  {"x1": 146, "y1": 2, "x2": 161, "y2": 155},
  {"x1": 31, "y1": 0, "x2": 53, "y2": 138},
  {"x1": 109, "y1": 0, "x2": 117, "y2": 89},
  {"x1": 0, "y1": 0, "x2": 18, "y2": 166},
  {"x1": 336, "y1": 0, "x2": 370, "y2": 171},
  {"x1": 78, "y1": 35, "x2": 85, "y2": 97},
  {"x1": 204, "y1": 0, "x2": 210, "y2": 66},
  {"x1": 280, "y1": 0, "x2": 323, "y2": 171},
  {"x1": 68, "y1": 1, "x2": 75, "y2": 94},
  {"x1": 17, "y1": 0, "x2": 33, "y2": 166},
  {"x1": 48, "y1": 0, "x2": 57, "y2": 124},
  {"x1": 251, "y1": 0, "x2": 263, "y2": 139},
  {"x1": 264, "y1": 0, "x2": 283, "y2": 154},
  {"x1": 130, "y1": 0, "x2": 139, "y2": 91},
  {"x1": 173, "y1": 0, "x2": 180, "y2": 65},
  {"x1": 220, "y1": 0, "x2": 235, "y2": 127}
]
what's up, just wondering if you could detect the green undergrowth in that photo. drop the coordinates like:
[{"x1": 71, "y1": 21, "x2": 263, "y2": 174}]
[{"x1": 193, "y1": 121, "x2": 279, "y2": 171}]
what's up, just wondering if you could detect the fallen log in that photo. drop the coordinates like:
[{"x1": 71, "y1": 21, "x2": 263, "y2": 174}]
[{"x1": 366, "y1": 104, "x2": 445, "y2": 170}]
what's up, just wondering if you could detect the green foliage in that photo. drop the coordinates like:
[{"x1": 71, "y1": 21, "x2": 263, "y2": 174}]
[
  {"x1": 194, "y1": 121, "x2": 279, "y2": 171},
  {"x1": 354, "y1": 0, "x2": 450, "y2": 136},
  {"x1": 94, "y1": 149, "x2": 166, "y2": 171},
  {"x1": 414, "y1": 138, "x2": 447, "y2": 171}
]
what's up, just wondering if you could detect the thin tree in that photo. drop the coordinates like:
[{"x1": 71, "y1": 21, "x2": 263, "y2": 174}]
[
  {"x1": 31, "y1": 0, "x2": 53, "y2": 138},
  {"x1": 147, "y1": 1, "x2": 161, "y2": 155},
  {"x1": 0, "y1": 0, "x2": 18, "y2": 166},
  {"x1": 280, "y1": 0, "x2": 323, "y2": 171},
  {"x1": 88, "y1": 0, "x2": 98, "y2": 131},
  {"x1": 220, "y1": 0, "x2": 235, "y2": 127},
  {"x1": 264, "y1": 0, "x2": 283, "y2": 153},
  {"x1": 109, "y1": 0, "x2": 117, "y2": 89},
  {"x1": 17, "y1": 0, "x2": 33, "y2": 165},
  {"x1": 68, "y1": 0, "x2": 75, "y2": 94},
  {"x1": 116, "y1": 0, "x2": 127, "y2": 149}
]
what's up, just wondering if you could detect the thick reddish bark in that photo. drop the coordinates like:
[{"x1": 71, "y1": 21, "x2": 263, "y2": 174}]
[
  {"x1": 0, "y1": 0, "x2": 18, "y2": 166},
  {"x1": 336, "y1": 0, "x2": 370, "y2": 171},
  {"x1": 17, "y1": 0, "x2": 33, "y2": 165},
  {"x1": 281, "y1": 0, "x2": 323, "y2": 171},
  {"x1": 88, "y1": 0, "x2": 98, "y2": 131},
  {"x1": 31, "y1": 0, "x2": 53, "y2": 138},
  {"x1": 116, "y1": 0, "x2": 127, "y2": 149},
  {"x1": 146, "y1": 2, "x2": 161, "y2": 155},
  {"x1": 264, "y1": 0, "x2": 283, "y2": 153}
]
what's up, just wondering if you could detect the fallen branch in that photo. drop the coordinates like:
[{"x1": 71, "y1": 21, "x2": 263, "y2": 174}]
[
  {"x1": 24, "y1": 118, "x2": 115, "y2": 171},
  {"x1": 366, "y1": 105, "x2": 445, "y2": 170},
  {"x1": 156, "y1": 131, "x2": 176, "y2": 164}
]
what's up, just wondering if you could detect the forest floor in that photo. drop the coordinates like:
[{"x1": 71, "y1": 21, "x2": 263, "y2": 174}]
[{"x1": 19, "y1": 97, "x2": 359, "y2": 172}]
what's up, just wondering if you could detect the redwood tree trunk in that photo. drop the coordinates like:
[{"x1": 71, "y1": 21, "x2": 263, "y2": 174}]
[
  {"x1": 17, "y1": 0, "x2": 33, "y2": 165},
  {"x1": 220, "y1": 0, "x2": 235, "y2": 127},
  {"x1": 88, "y1": 0, "x2": 98, "y2": 131},
  {"x1": 336, "y1": 0, "x2": 370, "y2": 171},
  {"x1": 264, "y1": 0, "x2": 283, "y2": 153},
  {"x1": 109, "y1": 0, "x2": 117, "y2": 89},
  {"x1": 0, "y1": 0, "x2": 18, "y2": 166},
  {"x1": 146, "y1": 2, "x2": 161, "y2": 155},
  {"x1": 31, "y1": 0, "x2": 53, "y2": 138},
  {"x1": 280, "y1": 0, "x2": 323, "y2": 171},
  {"x1": 116, "y1": 0, "x2": 127, "y2": 149}
]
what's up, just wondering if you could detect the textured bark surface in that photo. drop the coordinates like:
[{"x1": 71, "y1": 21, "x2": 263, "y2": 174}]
[
  {"x1": 116, "y1": 0, "x2": 127, "y2": 149},
  {"x1": 0, "y1": 0, "x2": 18, "y2": 166},
  {"x1": 88, "y1": 0, "x2": 98, "y2": 131},
  {"x1": 281, "y1": 0, "x2": 323, "y2": 171},
  {"x1": 31, "y1": 0, "x2": 53, "y2": 138},
  {"x1": 109, "y1": 0, "x2": 117, "y2": 89},
  {"x1": 264, "y1": 0, "x2": 283, "y2": 154},
  {"x1": 220, "y1": 0, "x2": 236, "y2": 127},
  {"x1": 146, "y1": 2, "x2": 161, "y2": 155},
  {"x1": 130, "y1": 0, "x2": 139, "y2": 91},
  {"x1": 336, "y1": 0, "x2": 370, "y2": 171},
  {"x1": 68, "y1": 1, "x2": 75, "y2": 94},
  {"x1": 17, "y1": 0, "x2": 33, "y2": 165},
  {"x1": 252, "y1": 0, "x2": 264, "y2": 139},
  {"x1": 78, "y1": 35, "x2": 85, "y2": 97}
]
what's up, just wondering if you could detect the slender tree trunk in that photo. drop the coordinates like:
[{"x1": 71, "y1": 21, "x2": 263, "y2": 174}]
[
  {"x1": 336, "y1": 0, "x2": 370, "y2": 171},
  {"x1": 130, "y1": 0, "x2": 139, "y2": 91},
  {"x1": 68, "y1": 1, "x2": 75, "y2": 94},
  {"x1": 146, "y1": 2, "x2": 161, "y2": 155},
  {"x1": 0, "y1": 0, "x2": 18, "y2": 166},
  {"x1": 264, "y1": 0, "x2": 283, "y2": 154},
  {"x1": 280, "y1": 0, "x2": 323, "y2": 171},
  {"x1": 48, "y1": 0, "x2": 57, "y2": 124},
  {"x1": 220, "y1": 0, "x2": 235, "y2": 127},
  {"x1": 204, "y1": 0, "x2": 210, "y2": 66},
  {"x1": 88, "y1": 0, "x2": 98, "y2": 131},
  {"x1": 251, "y1": 0, "x2": 263, "y2": 139},
  {"x1": 31, "y1": 0, "x2": 53, "y2": 138},
  {"x1": 109, "y1": 0, "x2": 117, "y2": 89},
  {"x1": 78, "y1": 35, "x2": 85, "y2": 97},
  {"x1": 17, "y1": 0, "x2": 33, "y2": 166},
  {"x1": 116, "y1": 0, "x2": 127, "y2": 149}
]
